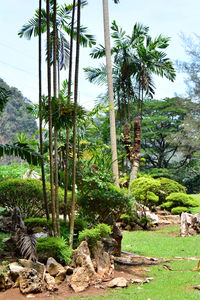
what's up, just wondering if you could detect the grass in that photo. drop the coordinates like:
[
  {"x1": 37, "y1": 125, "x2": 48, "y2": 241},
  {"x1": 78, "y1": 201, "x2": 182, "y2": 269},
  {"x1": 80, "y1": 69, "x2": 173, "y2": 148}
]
[
  {"x1": 0, "y1": 232, "x2": 10, "y2": 257},
  {"x1": 67, "y1": 225, "x2": 200, "y2": 300}
]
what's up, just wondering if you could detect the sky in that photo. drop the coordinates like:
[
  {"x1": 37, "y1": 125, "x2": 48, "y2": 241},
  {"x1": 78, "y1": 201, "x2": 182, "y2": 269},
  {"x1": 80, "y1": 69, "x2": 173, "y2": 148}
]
[{"x1": 0, "y1": 0, "x2": 200, "y2": 109}]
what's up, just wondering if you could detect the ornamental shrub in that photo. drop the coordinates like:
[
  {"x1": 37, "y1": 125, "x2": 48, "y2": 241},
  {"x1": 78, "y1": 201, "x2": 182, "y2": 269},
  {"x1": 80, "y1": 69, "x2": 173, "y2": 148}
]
[
  {"x1": 161, "y1": 192, "x2": 199, "y2": 214},
  {"x1": 130, "y1": 177, "x2": 161, "y2": 209},
  {"x1": 0, "y1": 179, "x2": 65, "y2": 217},
  {"x1": 171, "y1": 207, "x2": 189, "y2": 215},
  {"x1": 78, "y1": 223, "x2": 111, "y2": 248},
  {"x1": 36, "y1": 237, "x2": 72, "y2": 264},
  {"x1": 158, "y1": 177, "x2": 186, "y2": 202}
]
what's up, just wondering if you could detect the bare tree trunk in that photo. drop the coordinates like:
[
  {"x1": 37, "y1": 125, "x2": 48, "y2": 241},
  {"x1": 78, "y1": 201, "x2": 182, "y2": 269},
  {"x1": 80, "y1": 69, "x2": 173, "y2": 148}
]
[
  {"x1": 47, "y1": 0, "x2": 57, "y2": 236},
  {"x1": 69, "y1": 0, "x2": 81, "y2": 248},
  {"x1": 102, "y1": 0, "x2": 119, "y2": 187},
  {"x1": 129, "y1": 117, "x2": 141, "y2": 184},
  {"x1": 39, "y1": 0, "x2": 49, "y2": 220},
  {"x1": 64, "y1": 0, "x2": 76, "y2": 223}
]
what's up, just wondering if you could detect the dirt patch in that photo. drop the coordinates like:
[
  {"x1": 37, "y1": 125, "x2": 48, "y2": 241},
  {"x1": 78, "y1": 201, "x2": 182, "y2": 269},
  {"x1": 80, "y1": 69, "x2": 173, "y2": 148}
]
[{"x1": 0, "y1": 264, "x2": 148, "y2": 300}]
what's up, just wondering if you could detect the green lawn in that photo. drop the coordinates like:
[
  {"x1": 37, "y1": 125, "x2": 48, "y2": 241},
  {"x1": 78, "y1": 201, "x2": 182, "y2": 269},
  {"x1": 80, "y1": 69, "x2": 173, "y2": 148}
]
[{"x1": 69, "y1": 226, "x2": 200, "y2": 300}]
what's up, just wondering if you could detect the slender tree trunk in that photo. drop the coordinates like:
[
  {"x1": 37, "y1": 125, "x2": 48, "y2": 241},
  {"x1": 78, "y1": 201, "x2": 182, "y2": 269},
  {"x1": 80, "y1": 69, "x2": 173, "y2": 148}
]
[
  {"x1": 39, "y1": 0, "x2": 49, "y2": 220},
  {"x1": 129, "y1": 116, "x2": 141, "y2": 185},
  {"x1": 64, "y1": 0, "x2": 76, "y2": 223},
  {"x1": 69, "y1": 0, "x2": 81, "y2": 248},
  {"x1": 47, "y1": 0, "x2": 57, "y2": 236},
  {"x1": 53, "y1": 0, "x2": 60, "y2": 236},
  {"x1": 102, "y1": 0, "x2": 119, "y2": 186}
]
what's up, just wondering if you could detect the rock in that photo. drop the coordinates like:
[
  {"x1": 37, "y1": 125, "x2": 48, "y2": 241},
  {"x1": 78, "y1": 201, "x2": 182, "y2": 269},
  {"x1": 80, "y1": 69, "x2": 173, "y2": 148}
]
[
  {"x1": 0, "y1": 273, "x2": 5, "y2": 290},
  {"x1": 102, "y1": 237, "x2": 118, "y2": 256},
  {"x1": 131, "y1": 279, "x2": 144, "y2": 284},
  {"x1": 181, "y1": 212, "x2": 200, "y2": 237},
  {"x1": 107, "y1": 277, "x2": 128, "y2": 288},
  {"x1": 125, "y1": 225, "x2": 132, "y2": 231},
  {"x1": 70, "y1": 267, "x2": 90, "y2": 292},
  {"x1": 44, "y1": 273, "x2": 58, "y2": 292},
  {"x1": 19, "y1": 259, "x2": 45, "y2": 278},
  {"x1": 65, "y1": 266, "x2": 74, "y2": 275},
  {"x1": 8, "y1": 262, "x2": 24, "y2": 283},
  {"x1": 93, "y1": 241, "x2": 114, "y2": 278},
  {"x1": 19, "y1": 268, "x2": 43, "y2": 294},
  {"x1": 23, "y1": 170, "x2": 41, "y2": 180},
  {"x1": 34, "y1": 232, "x2": 48, "y2": 239},
  {"x1": 110, "y1": 224, "x2": 122, "y2": 257},
  {"x1": 71, "y1": 241, "x2": 100, "y2": 282},
  {"x1": 55, "y1": 271, "x2": 66, "y2": 285},
  {"x1": 46, "y1": 257, "x2": 66, "y2": 277}
]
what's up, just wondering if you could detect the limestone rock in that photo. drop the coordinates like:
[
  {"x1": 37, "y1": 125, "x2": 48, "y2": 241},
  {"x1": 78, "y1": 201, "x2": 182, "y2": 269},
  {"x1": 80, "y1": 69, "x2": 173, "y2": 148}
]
[
  {"x1": 19, "y1": 268, "x2": 43, "y2": 294},
  {"x1": 55, "y1": 271, "x2": 66, "y2": 285},
  {"x1": 70, "y1": 267, "x2": 90, "y2": 292},
  {"x1": 0, "y1": 273, "x2": 5, "y2": 290},
  {"x1": 102, "y1": 237, "x2": 118, "y2": 256},
  {"x1": 181, "y1": 212, "x2": 200, "y2": 237},
  {"x1": 19, "y1": 259, "x2": 45, "y2": 278},
  {"x1": 71, "y1": 241, "x2": 100, "y2": 282},
  {"x1": 44, "y1": 273, "x2": 58, "y2": 292},
  {"x1": 23, "y1": 170, "x2": 41, "y2": 180},
  {"x1": 110, "y1": 224, "x2": 122, "y2": 256},
  {"x1": 107, "y1": 277, "x2": 128, "y2": 288},
  {"x1": 9, "y1": 262, "x2": 24, "y2": 283},
  {"x1": 46, "y1": 257, "x2": 66, "y2": 277},
  {"x1": 93, "y1": 241, "x2": 114, "y2": 278},
  {"x1": 65, "y1": 266, "x2": 74, "y2": 275}
]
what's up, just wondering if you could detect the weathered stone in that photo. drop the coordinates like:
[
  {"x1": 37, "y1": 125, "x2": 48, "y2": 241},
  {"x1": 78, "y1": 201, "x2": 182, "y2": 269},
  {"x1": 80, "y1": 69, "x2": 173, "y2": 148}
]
[
  {"x1": 181, "y1": 212, "x2": 200, "y2": 237},
  {"x1": 0, "y1": 273, "x2": 5, "y2": 290},
  {"x1": 71, "y1": 241, "x2": 100, "y2": 282},
  {"x1": 125, "y1": 225, "x2": 132, "y2": 231},
  {"x1": 44, "y1": 273, "x2": 58, "y2": 292},
  {"x1": 19, "y1": 259, "x2": 45, "y2": 278},
  {"x1": 55, "y1": 271, "x2": 66, "y2": 285},
  {"x1": 107, "y1": 277, "x2": 128, "y2": 288},
  {"x1": 23, "y1": 170, "x2": 41, "y2": 180},
  {"x1": 102, "y1": 237, "x2": 118, "y2": 256},
  {"x1": 65, "y1": 266, "x2": 74, "y2": 275},
  {"x1": 46, "y1": 257, "x2": 66, "y2": 277},
  {"x1": 8, "y1": 262, "x2": 24, "y2": 283},
  {"x1": 70, "y1": 267, "x2": 90, "y2": 292},
  {"x1": 110, "y1": 224, "x2": 122, "y2": 257},
  {"x1": 19, "y1": 268, "x2": 43, "y2": 294},
  {"x1": 93, "y1": 241, "x2": 114, "y2": 278}
]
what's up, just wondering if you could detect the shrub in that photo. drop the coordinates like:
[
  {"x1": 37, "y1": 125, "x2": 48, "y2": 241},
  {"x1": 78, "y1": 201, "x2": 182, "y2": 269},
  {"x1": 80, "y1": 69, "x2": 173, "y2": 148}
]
[
  {"x1": 158, "y1": 177, "x2": 186, "y2": 202},
  {"x1": 161, "y1": 192, "x2": 199, "y2": 214},
  {"x1": 78, "y1": 182, "x2": 132, "y2": 222},
  {"x1": 78, "y1": 223, "x2": 111, "y2": 248},
  {"x1": 171, "y1": 207, "x2": 189, "y2": 215},
  {"x1": 36, "y1": 237, "x2": 72, "y2": 264},
  {"x1": 130, "y1": 177, "x2": 161, "y2": 209},
  {"x1": 0, "y1": 179, "x2": 65, "y2": 217},
  {"x1": 24, "y1": 217, "x2": 51, "y2": 229}
]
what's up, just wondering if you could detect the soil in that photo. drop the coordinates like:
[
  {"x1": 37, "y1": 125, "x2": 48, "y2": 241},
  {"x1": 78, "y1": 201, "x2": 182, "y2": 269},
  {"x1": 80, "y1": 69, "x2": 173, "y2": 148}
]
[{"x1": 0, "y1": 265, "x2": 148, "y2": 300}]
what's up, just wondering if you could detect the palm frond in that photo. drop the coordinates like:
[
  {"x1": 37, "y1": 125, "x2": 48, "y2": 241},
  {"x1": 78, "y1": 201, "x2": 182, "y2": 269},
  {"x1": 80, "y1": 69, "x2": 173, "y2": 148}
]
[
  {"x1": 84, "y1": 64, "x2": 107, "y2": 85},
  {"x1": 16, "y1": 228, "x2": 37, "y2": 261}
]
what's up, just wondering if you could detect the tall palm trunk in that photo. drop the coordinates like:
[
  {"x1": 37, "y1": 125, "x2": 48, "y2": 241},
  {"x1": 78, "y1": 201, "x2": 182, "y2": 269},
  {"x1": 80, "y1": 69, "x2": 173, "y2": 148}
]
[
  {"x1": 69, "y1": 0, "x2": 81, "y2": 248},
  {"x1": 47, "y1": 0, "x2": 57, "y2": 236},
  {"x1": 39, "y1": 0, "x2": 49, "y2": 220},
  {"x1": 64, "y1": 0, "x2": 76, "y2": 223},
  {"x1": 102, "y1": 0, "x2": 119, "y2": 187},
  {"x1": 53, "y1": 0, "x2": 60, "y2": 236}
]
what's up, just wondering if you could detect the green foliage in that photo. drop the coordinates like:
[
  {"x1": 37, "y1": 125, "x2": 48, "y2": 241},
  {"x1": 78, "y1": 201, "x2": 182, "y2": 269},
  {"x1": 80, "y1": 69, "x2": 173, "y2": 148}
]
[
  {"x1": 190, "y1": 206, "x2": 200, "y2": 214},
  {"x1": 78, "y1": 223, "x2": 111, "y2": 248},
  {"x1": 0, "y1": 179, "x2": 65, "y2": 217},
  {"x1": 171, "y1": 206, "x2": 189, "y2": 214},
  {"x1": 130, "y1": 177, "x2": 161, "y2": 208},
  {"x1": 158, "y1": 177, "x2": 186, "y2": 202},
  {"x1": 24, "y1": 217, "x2": 51, "y2": 229},
  {"x1": 0, "y1": 233, "x2": 10, "y2": 257},
  {"x1": 161, "y1": 192, "x2": 199, "y2": 214},
  {"x1": 36, "y1": 237, "x2": 72, "y2": 264},
  {"x1": 0, "y1": 163, "x2": 41, "y2": 181}
]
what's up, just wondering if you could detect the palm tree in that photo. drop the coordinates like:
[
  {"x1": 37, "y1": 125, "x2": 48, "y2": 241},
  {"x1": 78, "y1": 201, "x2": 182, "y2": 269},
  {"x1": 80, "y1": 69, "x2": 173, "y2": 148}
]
[
  {"x1": 46, "y1": 0, "x2": 57, "y2": 236},
  {"x1": 64, "y1": 0, "x2": 76, "y2": 223},
  {"x1": 18, "y1": 3, "x2": 96, "y2": 69},
  {"x1": 38, "y1": 0, "x2": 49, "y2": 220},
  {"x1": 69, "y1": 0, "x2": 81, "y2": 248},
  {"x1": 102, "y1": 0, "x2": 119, "y2": 187}
]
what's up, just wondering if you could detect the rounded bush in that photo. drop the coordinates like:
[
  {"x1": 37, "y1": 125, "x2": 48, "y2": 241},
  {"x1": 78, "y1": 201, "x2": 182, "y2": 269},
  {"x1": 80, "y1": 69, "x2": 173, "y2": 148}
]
[
  {"x1": 158, "y1": 177, "x2": 186, "y2": 202},
  {"x1": 166, "y1": 192, "x2": 199, "y2": 208},
  {"x1": 78, "y1": 223, "x2": 111, "y2": 248},
  {"x1": 0, "y1": 179, "x2": 64, "y2": 217},
  {"x1": 171, "y1": 207, "x2": 188, "y2": 215},
  {"x1": 130, "y1": 177, "x2": 161, "y2": 208}
]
